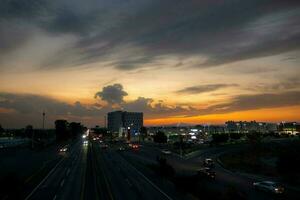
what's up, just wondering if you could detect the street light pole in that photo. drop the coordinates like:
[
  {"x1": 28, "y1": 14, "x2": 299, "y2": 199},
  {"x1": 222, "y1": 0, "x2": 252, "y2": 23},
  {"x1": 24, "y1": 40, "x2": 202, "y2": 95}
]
[{"x1": 42, "y1": 111, "x2": 45, "y2": 130}]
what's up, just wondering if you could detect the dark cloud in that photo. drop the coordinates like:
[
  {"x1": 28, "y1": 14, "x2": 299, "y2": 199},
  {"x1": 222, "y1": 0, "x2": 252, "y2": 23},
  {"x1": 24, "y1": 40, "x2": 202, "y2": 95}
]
[
  {"x1": 123, "y1": 97, "x2": 197, "y2": 117},
  {"x1": 204, "y1": 91, "x2": 300, "y2": 114},
  {"x1": 176, "y1": 84, "x2": 238, "y2": 95},
  {"x1": 94, "y1": 83, "x2": 128, "y2": 104},
  {"x1": 247, "y1": 78, "x2": 300, "y2": 93},
  {"x1": 0, "y1": 0, "x2": 299, "y2": 70},
  {"x1": 1, "y1": 86, "x2": 300, "y2": 127},
  {"x1": 0, "y1": 92, "x2": 102, "y2": 116},
  {"x1": 0, "y1": 91, "x2": 195, "y2": 127}
]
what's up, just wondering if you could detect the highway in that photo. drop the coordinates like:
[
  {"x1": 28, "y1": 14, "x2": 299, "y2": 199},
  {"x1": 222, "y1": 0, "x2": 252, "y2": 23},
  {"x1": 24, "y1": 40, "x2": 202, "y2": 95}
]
[
  {"x1": 122, "y1": 143, "x2": 300, "y2": 200},
  {"x1": 24, "y1": 139, "x2": 178, "y2": 200},
  {"x1": 21, "y1": 138, "x2": 299, "y2": 200}
]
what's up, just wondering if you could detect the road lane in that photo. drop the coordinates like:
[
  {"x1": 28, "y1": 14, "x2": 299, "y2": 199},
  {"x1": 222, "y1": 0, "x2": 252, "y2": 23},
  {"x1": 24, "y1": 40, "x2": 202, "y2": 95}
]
[
  {"x1": 129, "y1": 143, "x2": 299, "y2": 200},
  {"x1": 26, "y1": 140, "x2": 83, "y2": 200},
  {"x1": 92, "y1": 141, "x2": 176, "y2": 200}
]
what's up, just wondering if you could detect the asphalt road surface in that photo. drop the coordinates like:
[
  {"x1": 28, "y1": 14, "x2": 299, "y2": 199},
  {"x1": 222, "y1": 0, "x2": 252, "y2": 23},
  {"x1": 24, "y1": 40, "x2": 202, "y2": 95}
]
[
  {"x1": 25, "y1": 140, "x2": 176, "y2": 200},
  {"x1": 126, "y1": 143, "x2": 300, "y2": 200},
  {"x1": 23, "y1": 139, "x2": 299, "y2": 200}
]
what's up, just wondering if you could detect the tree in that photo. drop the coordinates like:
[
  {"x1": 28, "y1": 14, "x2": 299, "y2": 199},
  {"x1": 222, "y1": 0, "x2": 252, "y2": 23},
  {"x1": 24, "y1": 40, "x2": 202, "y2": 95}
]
[
  {"x1": 92, "y1": 126, "x2": 108, "y2": 135},
  {"x1": 277, "y1": 147, "x2": 300, "y2": 182},
  {"x1": 212, "y1": 133, "x2": 229, "y2": 144},
  {"x1": 0, "y1": 124, "x2": 4, "y2": 135},
  {"x1": 55, "y1": 120, "x2": 69, "y2": 141},
  {"x1": 69, "y1": 122, "x2": 84, "y2": 138},
  {"x1": 246, "y1": 131, "x2": 262, "y2": 144},
  {"x1": 153, "y1": 131, "x2": 167, "y2": 143},
  {"x1": 229, "y1": 132, "x2": 242, "y2": 140},
  {"x1": 25, "y1": 125, "x2": 34, "y2": 138},
  {"x1": 140, "y1": 126, "x2": 148, "y2": 141}
]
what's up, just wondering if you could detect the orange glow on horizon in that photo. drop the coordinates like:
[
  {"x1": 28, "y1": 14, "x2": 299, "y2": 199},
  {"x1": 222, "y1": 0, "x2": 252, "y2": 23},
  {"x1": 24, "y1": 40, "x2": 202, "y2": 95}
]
[{"x1": 144, "y1": 106, "x2": 300, "y2": 125}]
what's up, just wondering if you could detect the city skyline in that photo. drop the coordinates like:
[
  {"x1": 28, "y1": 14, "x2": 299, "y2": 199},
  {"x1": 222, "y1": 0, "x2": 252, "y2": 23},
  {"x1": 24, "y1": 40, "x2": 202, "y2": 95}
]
[{"x1": 1, "y1": 0, "x2": 300, "y2": 128}]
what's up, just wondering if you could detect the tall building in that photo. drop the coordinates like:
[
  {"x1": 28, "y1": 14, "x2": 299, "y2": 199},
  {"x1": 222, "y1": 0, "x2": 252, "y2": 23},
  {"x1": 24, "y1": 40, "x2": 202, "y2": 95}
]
[{"x1": 107, "y1": 111, "x2": 143, "y2": 137}]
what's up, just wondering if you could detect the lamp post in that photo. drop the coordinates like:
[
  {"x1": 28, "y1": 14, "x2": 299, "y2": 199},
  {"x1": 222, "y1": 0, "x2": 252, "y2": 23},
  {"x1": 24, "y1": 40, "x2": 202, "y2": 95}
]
[{"x1": 42, "y1": 111, "x2": 45, "y2": 130}]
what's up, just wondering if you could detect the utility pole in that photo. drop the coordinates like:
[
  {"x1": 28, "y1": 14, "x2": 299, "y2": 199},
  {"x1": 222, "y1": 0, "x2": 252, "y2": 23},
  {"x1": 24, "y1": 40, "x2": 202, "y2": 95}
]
[
  {"x1": 42, "y1": 111, "x2": 45, "y2": 130},
  {"x1": 42, "y1": 111, "x2": 47, "y2": 145}
]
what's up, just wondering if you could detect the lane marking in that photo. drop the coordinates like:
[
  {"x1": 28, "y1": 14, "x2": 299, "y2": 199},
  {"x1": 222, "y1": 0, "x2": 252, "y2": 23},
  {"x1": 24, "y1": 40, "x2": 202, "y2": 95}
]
[
  {"x1": 66, "y1": 168, "x2": 71, "y2": 176},
  {"x1": 94, "y1": 143, "x2": 114, "y2": 200},
  {"x1": 60, "y1": 179, "x2": 65, "y2": 187},
  {"x1": 80, "y1": 147, "x2": 88, "y2": 200},
  {"x1": 53, "y1": 195, "x2": 57, "y2": 200},
  {"x1": 24, "y1": 157, "x2": 65, "y2": 200},
  {"x1": 120, "y1": 156, "x2": 173, "y2": 200},
  {"x1": 25, "y1": 140, "x2": 82, "y2": 200}
]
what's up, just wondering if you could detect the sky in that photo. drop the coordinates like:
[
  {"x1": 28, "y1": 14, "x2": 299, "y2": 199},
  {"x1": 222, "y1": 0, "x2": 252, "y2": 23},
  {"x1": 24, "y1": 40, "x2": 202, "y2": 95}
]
[{"x1": 0, "y1": 0, "x2": 300, "y2": 128}]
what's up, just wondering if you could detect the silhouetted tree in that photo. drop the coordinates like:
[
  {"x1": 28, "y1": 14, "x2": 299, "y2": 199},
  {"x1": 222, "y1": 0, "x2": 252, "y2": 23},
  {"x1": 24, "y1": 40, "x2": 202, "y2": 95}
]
[
  {"x1": 93, "y1": 126, "x2": 108, "y2": 135},
  {"x1": 229, "y1": 132, "x2": 242, "y2": 140},
  {"x1": 55, "y1": 120, "x2": 69, "y2": 141},
  {"x1": 140, "y1": 126, "x2": 148, "y2": 141},
  {"x1": 212, "y1": 133, "x2": 229, "y2": 144},
  {"x1": 153, "y1": 131, "x2": 167, "y2": 143},
  {"x1": 246, "y1": 131, "x2": 262, "y2": 144},
  {"x1": 25, "y1": 125, "x2": 34, "y2": 138},
  {"x1": 69, "y1": 122, "x2": 84, "y2": 138},
  {"x1": 277, "y1": 147, "x2": 300, "y2": 182},
  {"x1": 0, "y1": 124, "x2": 4, "y2": 135}
]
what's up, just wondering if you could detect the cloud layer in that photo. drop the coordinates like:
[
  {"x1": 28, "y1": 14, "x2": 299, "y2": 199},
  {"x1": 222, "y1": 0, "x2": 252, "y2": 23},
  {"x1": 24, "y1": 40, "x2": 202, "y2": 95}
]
[
  {"x1": 94, "y1": 83, "x2": 128, "y2": 104},
  {"x1": 1, "y1": 83, "x2": 300, "y2": 127},
  {"x1": 0, "y1": 0, "x2": 299, "y2": 71},
  {"x1": 176, "y1": 84, "x2": 238, "y2": 95}
]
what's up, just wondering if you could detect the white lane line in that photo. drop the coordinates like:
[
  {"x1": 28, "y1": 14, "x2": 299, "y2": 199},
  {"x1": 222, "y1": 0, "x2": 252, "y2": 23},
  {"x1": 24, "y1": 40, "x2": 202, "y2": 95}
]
[
  {"x1": 66, "y1": 168, "x2": 71, "y2": 176},
  {"x1": 60, "y1": 179, "x2": 65, "y2": 187},
  {"x1": 24, "y1": 157, "x2": 65, "y2": 200},
  {"x1": 120, "y1": 156, "x2": 173, "y2": 200},
  {"x1": 53, "y1": 195, "x2": 57, "y2": 200},
  {"x1": 25, "y1": 141, "x2": 82, "y2": 200}
]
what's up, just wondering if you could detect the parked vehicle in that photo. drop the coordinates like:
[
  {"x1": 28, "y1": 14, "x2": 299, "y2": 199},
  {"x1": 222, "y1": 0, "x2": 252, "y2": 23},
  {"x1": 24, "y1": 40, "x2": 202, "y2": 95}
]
[
  {"x1": 59, "y1": 145, "x2": 69, "y2": 152},
  {"x1": 100, "y1": 143, "x2": 108, "y2": 149},
  {"x1": 203, "y1": 158, "x2": 214, "y2": 167},
  {"x1": 197, "y1": 167, "x2": 216, "y2": 179},
  {"x1": 132, "y1": 144, "x2": 139, "y2": 150},
  {"x1": 118, "y1": 146, "x2": 125, "y2": 151},
  {"x1": 161, "y1": 149, "x2": 172, "y2": 155},
  {"x1": 253, "y1": 181, "x2": 284, "y2": 194}
]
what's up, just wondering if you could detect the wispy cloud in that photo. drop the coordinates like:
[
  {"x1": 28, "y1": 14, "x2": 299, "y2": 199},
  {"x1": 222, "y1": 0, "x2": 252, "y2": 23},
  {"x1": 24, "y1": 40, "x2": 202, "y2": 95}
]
[
  {"x1": 0, "y1": 0, "x2": 299, "y2": 71},
  {"x1": 176, "y1": 84, "x2": 238, "y2": 95}
]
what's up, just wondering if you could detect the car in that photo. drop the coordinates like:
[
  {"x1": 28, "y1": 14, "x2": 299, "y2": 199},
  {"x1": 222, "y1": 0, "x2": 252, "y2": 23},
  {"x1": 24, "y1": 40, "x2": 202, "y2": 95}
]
[
  {"x1": 132, "y1": 144, "x2": 139, "y2": 150},
  {"x1": 59, "y1": 145, "x2": 69, "y2": 152},
  {"x1": 161, "y1": 149, "x2": 172, "y2": 155},
  {"x1": 204, "y1": 158, "x2": 214, "y2": 167},
  {"x1": 253, "y1": 181, "x2": 284, "y2": 194},
  {"x1": 197, "y1": 167, "x2": 216, "y2": 179},
  {"x1": 83, "y1": 141, "x2": 88, "y2": 146},
  {"x1": 100, "y1": 144, "x2": 108, "y2": 149},
  {"x1": 118, "y1": 146, "x2": 125, "y2": 151}
]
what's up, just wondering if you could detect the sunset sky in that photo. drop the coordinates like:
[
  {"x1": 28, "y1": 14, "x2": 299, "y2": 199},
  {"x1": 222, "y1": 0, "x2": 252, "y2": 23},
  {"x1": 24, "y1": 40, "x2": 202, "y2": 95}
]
[{"x1": 0, "y1": 0, "x2": 300, "y2": 128}]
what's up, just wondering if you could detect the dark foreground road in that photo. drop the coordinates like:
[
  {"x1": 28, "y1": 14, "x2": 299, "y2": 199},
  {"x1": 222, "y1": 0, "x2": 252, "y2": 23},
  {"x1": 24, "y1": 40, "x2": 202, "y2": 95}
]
[
  {"x1": 23, "y1": 139, "x2": 300, "y2": 200},
  {"x1": 25, "y1": 140, "x2": 176, "y2": 200}
]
